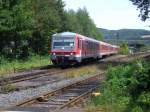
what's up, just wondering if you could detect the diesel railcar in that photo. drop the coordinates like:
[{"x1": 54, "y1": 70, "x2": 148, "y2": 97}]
[{"x1": 50, "y1": 32, "x2": 119, "y2": 65}]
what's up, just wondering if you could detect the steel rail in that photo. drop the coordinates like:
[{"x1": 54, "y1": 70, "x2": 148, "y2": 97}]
[
  {"x1": 57, "y1": 85, "x2": 98, "y2": 110},
  {"x1": 8, "y1": 72, "x2": 104, "y2": 109},
  {"x1": 0, "y1": 69, "x2": 67, "y2": 86},
  {"x1": 116, "y1": 51, "x2": 150, "y2": 62}
]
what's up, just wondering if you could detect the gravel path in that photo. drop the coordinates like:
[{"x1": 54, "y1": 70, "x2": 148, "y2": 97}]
[{"x1": 0, "y1": 72, "x2": 103, "y2": 109}]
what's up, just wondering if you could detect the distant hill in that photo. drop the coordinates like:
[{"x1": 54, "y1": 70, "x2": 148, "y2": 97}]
[{"x1": 98, "y1": 28, "x2": 150, "y2": 40}]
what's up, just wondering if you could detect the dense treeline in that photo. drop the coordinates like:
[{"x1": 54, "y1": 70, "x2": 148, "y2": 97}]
[{"x1": 0, "y1": 0, "x2": 102, "y2": 59}]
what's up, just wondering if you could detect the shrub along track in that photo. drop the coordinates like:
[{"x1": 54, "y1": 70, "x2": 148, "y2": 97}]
[{"x1": 7, "y1": 73, "x2": 104, "y2": 112}]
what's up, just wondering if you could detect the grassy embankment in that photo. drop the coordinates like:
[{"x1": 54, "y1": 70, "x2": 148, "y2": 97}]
[
  {"x1": 0, "y1": 55, "x2": 51, "y2": 77},
  {"x1": 65, "y1": 65, "x2": 101, "y2": 78},
  {"x1": 85, "y1": 59, "x2": 150, "y2": 112}
]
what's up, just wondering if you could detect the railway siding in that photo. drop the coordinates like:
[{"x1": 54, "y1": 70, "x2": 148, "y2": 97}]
[
  {"x1": 0, "y1": 69, "x2": 47, "y2": 84},
  {"x1": 0, "y1": 71, "x2": 104, "y2": 109},
  {"x1": 6, "y1": 73, "x2": 104, "y2": 112},
  {"x1": 0, "y1": 65, "x2": 101, "y2": 93}
]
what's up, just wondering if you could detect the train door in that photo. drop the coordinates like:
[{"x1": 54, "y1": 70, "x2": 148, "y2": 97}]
[
  {"x1": 82, "y1": 40, "x2": 85, "y2": 57},
  {"x1": 78, "y1": 38, "x2": 82, "y2": 56}
]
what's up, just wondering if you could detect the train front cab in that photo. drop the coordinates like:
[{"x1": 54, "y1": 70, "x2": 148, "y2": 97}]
[{"x1": 51, "y1": 33, "x2": 83, "y2": 66}]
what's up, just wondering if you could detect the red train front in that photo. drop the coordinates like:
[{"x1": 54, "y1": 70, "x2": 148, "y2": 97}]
[
  {"x1": 51, "y1": 32, "x2": 81, "y2": 65},
  {"x1": 50, "y1": 32, "x2": 119, "y2": 66}
]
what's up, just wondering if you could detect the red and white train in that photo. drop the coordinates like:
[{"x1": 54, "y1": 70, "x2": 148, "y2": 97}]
[{"x1": 50, "y1": 32, "x2": 119, "y2": 65}]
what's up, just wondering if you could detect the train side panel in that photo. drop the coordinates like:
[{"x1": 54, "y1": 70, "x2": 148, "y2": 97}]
[
  {"x1": 99, "y1": 41, "x2": 119, "y2": 57},
  {"x1": 77, "y1": 35, "x2": 100, "y2": 61}
]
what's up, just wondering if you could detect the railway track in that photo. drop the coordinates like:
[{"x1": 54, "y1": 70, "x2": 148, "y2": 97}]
[
  {"x1": 121, "y1": 52, "x2": 150, "y2": 62},
  {"x1": 0, "y1": 52, "x2": 149, "y2": 89},
  {"x1": 0, "y1": 61, "x2": 98, "y2": 86},
  {"x1": 0, "y1": 69, "x2": 64, "y2": 86},
  {"x1": 102, "y1": 51, "x2": 150, "y2": 63},
  {"x1": 7, "y1": 73, "x2": 104, "y2": 112},
  {"x1": 122, "y1": 51, "x2": 150, "y2": 59},
  {"x1": 0, "y1": 69, "x2": 74, "y2": 92}
]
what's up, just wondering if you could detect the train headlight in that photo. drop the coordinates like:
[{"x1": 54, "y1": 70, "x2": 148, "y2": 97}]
[
  {"x1": 53, "y1": 53, "x2": 56, "y2": 55},
  {"x1": 70, "y1": 53, "x2": 73, "y2": 55}
]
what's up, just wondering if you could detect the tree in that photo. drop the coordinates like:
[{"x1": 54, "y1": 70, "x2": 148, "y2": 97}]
[
  {"x1": 0, "y1": 0, "x2": 103, "y2": 58},
  {"x1": 130, "y1": 0, "x2": 150, "y2": 21},
  {"x1": 0, "y1": 0, "x2": 66, "y2": 56},
  {"x1": 64, "y1": 10, "x2": 82, "y2": 33},
  {"x1": 76, "y1": 8, "x2": 103, "y2": 40},
  {"x1": 64, "y1": 8, "x2": 103, "y2": 40},
  {"x1": 0, "y1": 0, "x2": 34, "y2": 58},
  {"x1": 30, "y1": 0, "x2": 64, "y2": 54}
]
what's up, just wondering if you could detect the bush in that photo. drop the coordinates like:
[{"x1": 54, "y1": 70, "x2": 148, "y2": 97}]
[
  {"x1": 119, "y1": 43, "x2": 129, "y2": 55},
  {"x1": 88, "y1": 60, "x2": 150, "y2": 112}
]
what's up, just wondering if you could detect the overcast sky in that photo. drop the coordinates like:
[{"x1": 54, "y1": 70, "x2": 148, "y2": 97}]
[{"x1": 63, "y1": 0, "x2": 150, "y2": 30}]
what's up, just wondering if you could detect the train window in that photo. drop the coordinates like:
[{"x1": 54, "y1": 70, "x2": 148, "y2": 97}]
[{"x1": 53, "y1": 42, "x2": 74, "y2": 46}]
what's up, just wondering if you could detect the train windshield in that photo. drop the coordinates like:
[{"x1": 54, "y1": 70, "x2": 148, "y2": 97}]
[
  {"x1": 52, "y1": 37, "x2": 75, "y2": 50},
  {"x1": 53, "y1": 42, "x2": 74, "y2": 47}
]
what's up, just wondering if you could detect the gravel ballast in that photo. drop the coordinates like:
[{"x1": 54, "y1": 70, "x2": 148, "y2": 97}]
[{"x1": 0, "y1": 73, "x2": 103, "y2": 109}]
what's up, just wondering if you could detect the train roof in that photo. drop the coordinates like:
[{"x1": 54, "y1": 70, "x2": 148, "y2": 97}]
[
  {"x1": 53, "y1": 32, "x2": 76, "y2": 37},
  {"x1": 78, "y1": 34, "x2": 100, "y2": 43}
]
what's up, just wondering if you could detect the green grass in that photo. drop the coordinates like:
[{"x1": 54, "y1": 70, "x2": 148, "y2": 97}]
[
  {"x1": 85, "y1": 60, "x2": 150, "y2": 112},
  {"x1": 65, "y1": 65, "x2": 99, "y2": 78},
  {"x1": 0, "y1": 55, "x2": 51, "y2": 77},
  {"x1": 0, "y1": 84, "x2": 16, "y2": 93}
]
